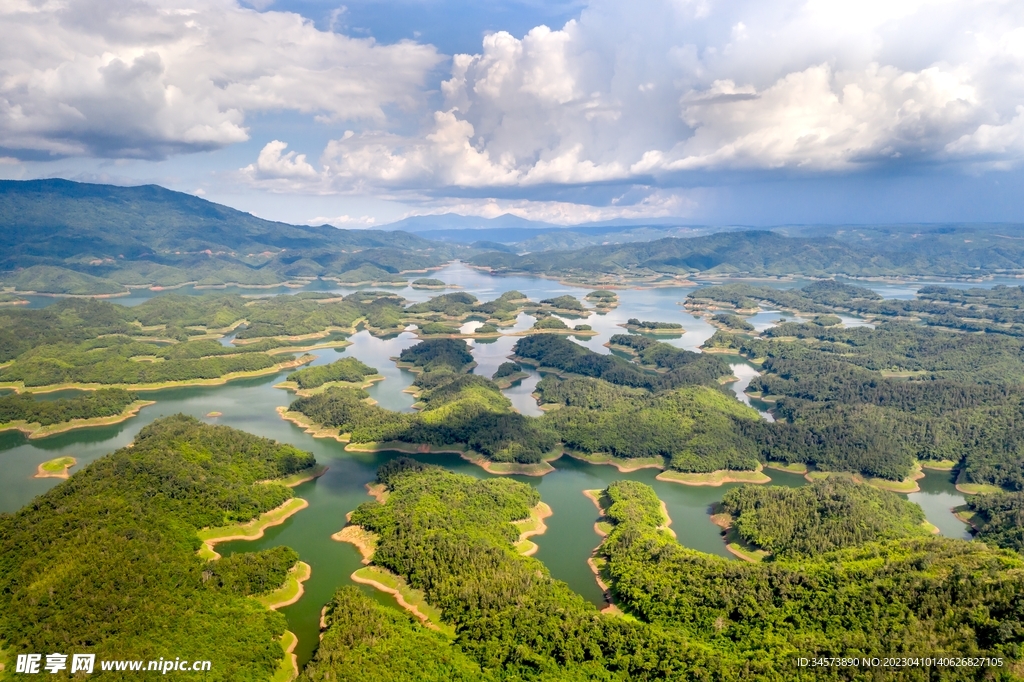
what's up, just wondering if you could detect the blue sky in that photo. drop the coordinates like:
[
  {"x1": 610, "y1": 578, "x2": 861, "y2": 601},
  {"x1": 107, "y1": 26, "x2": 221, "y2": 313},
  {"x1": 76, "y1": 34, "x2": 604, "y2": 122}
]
[{"x1": 1, "y1": 0, "x2": 1022, "y2": 227}]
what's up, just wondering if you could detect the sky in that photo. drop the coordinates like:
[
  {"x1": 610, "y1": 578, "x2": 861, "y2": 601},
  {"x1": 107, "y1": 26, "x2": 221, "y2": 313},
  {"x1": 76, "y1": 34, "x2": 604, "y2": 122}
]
[{"x1": 1, "y1": 0, "x2": 1023, "y2": 228}]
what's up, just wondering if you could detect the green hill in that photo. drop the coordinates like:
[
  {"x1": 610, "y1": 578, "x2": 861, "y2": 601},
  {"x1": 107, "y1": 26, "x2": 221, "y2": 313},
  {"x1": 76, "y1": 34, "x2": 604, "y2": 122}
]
[
  {"x1": 0, "y1": 179, "x2": 463, "y2": 293},
  {"x1": 471, "y1": 228, "x2": 1024, "y2": 280}
]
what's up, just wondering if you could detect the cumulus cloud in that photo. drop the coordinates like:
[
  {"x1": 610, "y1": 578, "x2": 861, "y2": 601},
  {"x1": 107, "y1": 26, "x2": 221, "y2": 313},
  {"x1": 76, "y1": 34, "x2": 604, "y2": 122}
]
[
  {"x1": 266, "y1": 0, "x2": 1024, "y2": 204},
  {"x1": 243, "y1": 140, "x2": 319, "y2": 185},
  {"x1": 0, "y1": 0, "x2": 442, "y2": 159}
]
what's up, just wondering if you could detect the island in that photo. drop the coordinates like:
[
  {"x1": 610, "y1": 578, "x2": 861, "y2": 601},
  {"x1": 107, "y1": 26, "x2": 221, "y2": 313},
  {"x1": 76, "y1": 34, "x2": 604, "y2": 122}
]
[
  {"x1": 620, "y1": 318, "x2": 685, "y2": 335},
  {"x1": 35, "y1": 456, "x2": 77, "y2": 479}
]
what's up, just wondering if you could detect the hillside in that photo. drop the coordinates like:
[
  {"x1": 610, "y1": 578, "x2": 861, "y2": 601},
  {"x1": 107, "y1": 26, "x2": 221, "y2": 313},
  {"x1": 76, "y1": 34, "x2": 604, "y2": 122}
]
[
  {"x1": 0, "y1": 180, "x2": 463, "y2": 293},
  {"x1": 470, "y1": 228, "x2": 1024, "y2": 280}
]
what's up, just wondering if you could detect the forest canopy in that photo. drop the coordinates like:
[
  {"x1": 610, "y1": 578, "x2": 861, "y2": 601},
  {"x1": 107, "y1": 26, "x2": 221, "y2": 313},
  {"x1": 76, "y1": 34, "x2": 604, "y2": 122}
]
[{"x1": 0, "y1": 415, "x2": 316, "y2": 680}]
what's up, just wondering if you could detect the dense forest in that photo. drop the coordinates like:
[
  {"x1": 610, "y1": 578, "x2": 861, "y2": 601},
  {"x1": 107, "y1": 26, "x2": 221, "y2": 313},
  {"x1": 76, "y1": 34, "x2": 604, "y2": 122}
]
[
  {"x1": 314, "y1": 463, "x2": 1024, "y2": 679},
  {"x1": 0, "y1": 387, "x2": 138, "y2": 426},
  {"x1": 341, "y1": 460, "x2": 726, "y2": 680},
  {"x1": 0, "y1": 415, "x2": 316, "y2": 680},
  {"x1": 966, "y1": 492, "x2": 1024, "y2": 553},
  {"x1": 597, "y1": 480, "x2": 1024, "y2": 678},
  {"x1": 709, "y1": 318, "x2": 1024, "y2": 488},
  {"x1": 720, "y1": 478, "x2": 930, "y2": 557}
]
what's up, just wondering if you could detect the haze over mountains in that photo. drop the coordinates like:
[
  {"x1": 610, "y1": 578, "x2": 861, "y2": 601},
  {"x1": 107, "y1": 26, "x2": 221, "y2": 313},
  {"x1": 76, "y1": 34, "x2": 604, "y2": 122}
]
[{"x1": 4, "y1": 179, "x2": 1024, "y2": 295}]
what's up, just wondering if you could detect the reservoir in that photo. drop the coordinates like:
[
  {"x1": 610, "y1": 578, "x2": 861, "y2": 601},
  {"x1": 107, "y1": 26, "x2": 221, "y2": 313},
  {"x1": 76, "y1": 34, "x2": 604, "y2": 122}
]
[{"x1": 0, "y1": 263, "x2": 976, "y2": 666}]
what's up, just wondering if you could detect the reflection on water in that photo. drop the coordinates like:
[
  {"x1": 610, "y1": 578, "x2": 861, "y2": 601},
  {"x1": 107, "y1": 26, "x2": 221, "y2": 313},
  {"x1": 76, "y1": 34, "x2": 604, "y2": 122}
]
[
  {"x1": 728, "y1": 363, "x2": 775, "y2": 422},
  {"x1": 906, "y1": 469, "x2": 973, "y2": 540}
]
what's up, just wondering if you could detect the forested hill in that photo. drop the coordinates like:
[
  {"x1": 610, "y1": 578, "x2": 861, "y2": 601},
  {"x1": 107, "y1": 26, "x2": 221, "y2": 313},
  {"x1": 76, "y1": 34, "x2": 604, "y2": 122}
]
[
  {"x1": 0, "y1": 179, "x2": 463, "y2": 294},
  {"x1": 470, "y1": 228, "x2": 1024, "y2": 280},
  {"x1": 0, "y1": 415, "x2": 316, "y2": 680}
]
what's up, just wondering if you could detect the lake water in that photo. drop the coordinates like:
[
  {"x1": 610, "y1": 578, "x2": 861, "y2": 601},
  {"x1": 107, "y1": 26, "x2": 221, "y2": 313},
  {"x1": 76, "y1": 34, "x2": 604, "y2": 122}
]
[{"x1": 0, "y1": 262, "x2": 980, "y2": 666}]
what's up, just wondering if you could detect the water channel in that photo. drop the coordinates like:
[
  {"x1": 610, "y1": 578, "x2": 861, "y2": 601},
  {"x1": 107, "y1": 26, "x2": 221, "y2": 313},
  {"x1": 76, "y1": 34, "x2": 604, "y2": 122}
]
[{"x1": 0, "y1": 262, "x2": 980, "y2": 666}]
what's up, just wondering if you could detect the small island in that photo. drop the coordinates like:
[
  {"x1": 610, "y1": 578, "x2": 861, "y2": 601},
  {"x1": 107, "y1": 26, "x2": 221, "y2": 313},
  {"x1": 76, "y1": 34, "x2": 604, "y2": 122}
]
[
  {"x1": 35, "y1": 456, "x2": 77, "y2": 479},
  {"x1": 274, "y1": 357, "x2": 383, "y2": 396},
  {"x1": 620, "y1": 318, "x2": 685, "y2": 335},
  {"x1": 492, "y1": 361, "x2": 529, "y2": 388},
  {"x1": 585, "y1": 290, "x2": 619, "y2": 311},
  {"x1": 710, "y1": 313, "x2": 755, "y2": 332},
  {"x1": 410, "y1": 278, "x2": 453, "y2": 290}
]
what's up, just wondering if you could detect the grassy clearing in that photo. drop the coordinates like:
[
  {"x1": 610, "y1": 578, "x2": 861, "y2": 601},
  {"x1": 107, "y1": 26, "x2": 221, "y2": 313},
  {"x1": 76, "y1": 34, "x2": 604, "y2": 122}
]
[
  {"x1": 564, "y1": 451, "x2": 666, "y2": 472},
  {"x1": 513, "y1": 502, "x2": 552, "y2": 556},
  {"x1": 954, "y1": 469, "x2": 1007, "y2": 494},
  {"x1": 350, "y1": 566, "x2": 454, "y2": 637},
  {"x1": 919, "y1": 459, "x2": 957, "y2": 471},
  {"x1": 269, "y1": 631, "x2": 298, "y2": 682},
  {"x1": 656, "y1": 465, "x2": 770, "y2": 487},
  {"x1": 257, "y1": 561, "x2": 311, "y2": 610},
  {"x1": 764, "y1": 462, "x2": 809, "y2": 474},
  {"x1": 34, "y1": 456, "x2": 77, "y2": 479},
  {"x1": 197, "y1": 497, "x2": 308, "y2": 560}
]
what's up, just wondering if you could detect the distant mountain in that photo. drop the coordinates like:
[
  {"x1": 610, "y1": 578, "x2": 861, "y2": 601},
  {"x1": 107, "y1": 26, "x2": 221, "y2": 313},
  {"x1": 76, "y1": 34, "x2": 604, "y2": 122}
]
[
  {"x1": 0, "y1": 180, "x2": 465, "y2": 294},
  {"x1": 382, "y1": 213, "x2": 555, "y2": 233},
  {"x1": 470, "y1": 227, "x2": 1024, "y2": 281}
]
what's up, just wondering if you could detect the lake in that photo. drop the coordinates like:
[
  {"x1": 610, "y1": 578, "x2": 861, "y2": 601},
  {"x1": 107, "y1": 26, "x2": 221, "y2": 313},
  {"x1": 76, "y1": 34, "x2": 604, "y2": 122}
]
[{"x1": 0, "y1": 262, "x2": 976, "y2": 666}]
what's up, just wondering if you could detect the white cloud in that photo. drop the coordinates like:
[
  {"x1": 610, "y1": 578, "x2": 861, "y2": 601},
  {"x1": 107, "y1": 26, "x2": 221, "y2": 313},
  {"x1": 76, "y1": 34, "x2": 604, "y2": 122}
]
[
  {"x1": 260, "y1": 0, "x2": 1024, "y2": 200},
  {"x1": 399, "y1": 190, "x2": 697, "y2": 225},
  {"x1": 244, "y1": 140, "x2": 319, "y2": 180},
  {"x1": 0, "y1": 0, "x2": 442, "y2": 159}
]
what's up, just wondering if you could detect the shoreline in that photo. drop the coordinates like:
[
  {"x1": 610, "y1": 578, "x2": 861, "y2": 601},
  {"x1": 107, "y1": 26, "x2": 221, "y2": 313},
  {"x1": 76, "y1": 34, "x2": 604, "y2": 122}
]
[
  {"x1": 267, "y1": 464, "x2": 329, "y2": 488},
  {"x1": 272, "y1": 631, "x2": 299, "y2": 682},
  {"x1": 333, "y1": 521, "x2": 378, "y2": 564},
  {"x1": 513, "y1": 501, "x2": 553, "y2": 556},
  {"x1": 1, "y1": 399, "x2": 156, "y2": 440},
  {"x1": 273, "y1": 374, "x2": 385, "y2": 397},
  {"x1": 954, "y1": 469, "x2": 1007, "y2": 495},
  {"x1": 565, "y1": 451, "x2": 665, "y2": 473},
  {"x1": 0, "y1": 355, "x2": 314, "y2": 395},
  {"x1": 276, "y1": 407, "x2": 350, "y2": 442},
  {"x1": 708, "y1": 505, "x2": 769, "y2": 562},
  {"x1": 804, "y1": 463, "x2": 926, "y2": 494},
  {"x1": 656, "y1": 464, "x2": 770, "y2": 487},
  {"x1": 349, "y1": 566, "x2": 448, "y2": 633},
  {"x1": 197, "y1": 497, "x2": 309, "y2": 560}
]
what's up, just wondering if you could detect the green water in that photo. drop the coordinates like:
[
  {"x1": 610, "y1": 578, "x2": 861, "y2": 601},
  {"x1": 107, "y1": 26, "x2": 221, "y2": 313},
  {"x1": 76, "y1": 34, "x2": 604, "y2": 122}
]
[{"x1": 0, "y1": 264, "x2": 977, "y2": 667}]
